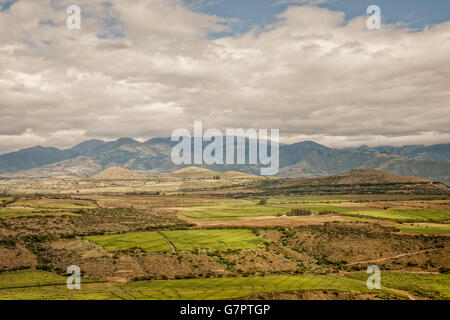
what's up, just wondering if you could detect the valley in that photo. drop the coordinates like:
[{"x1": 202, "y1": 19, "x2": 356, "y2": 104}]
[{"x1": 0, "y1": 167, "x2": 449, "y2": 300}]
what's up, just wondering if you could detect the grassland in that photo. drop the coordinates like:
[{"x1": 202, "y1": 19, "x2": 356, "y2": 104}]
[
  {"x1": 0, "y1": 209, "x2": 79, "y2": 218},
  {"x1": 343, "y1": 209, "x2": 450, "y2": 221},
  {"x1": 395, "y1": 222, "x2": 450, "y2": 234},
  {"x1": 8, "y1": 200, "x2": 96, "y2": 209},
  {"x1": 85, "y1": 229, "x2": 267, "y2": 252},
  {"x1": 0, "y1": 270, "x2": 403, "y2": 300},
  {"x1": 347, "y1": 272, "x2": 450, "y2": 299},
  {"x1": 179, "y1": 199, "x2": 450, "y2": 223},
  {"x1": 86, "y1": 232, "x2": 172, "y2": 252},
  {"x1": 181, "y1": 202, "x2": 288, "y2": 219},
  {"x1": 162, "y1": 229, "x2": 267, "y2": 251},
  {"x1": 0, "y1": 270, "x2": 67, "y2": 289}
]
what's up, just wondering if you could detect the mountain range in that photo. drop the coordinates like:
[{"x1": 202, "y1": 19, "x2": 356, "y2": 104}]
[{"x1": 0, "y1": 138, "x2": 449, "y2": 185}]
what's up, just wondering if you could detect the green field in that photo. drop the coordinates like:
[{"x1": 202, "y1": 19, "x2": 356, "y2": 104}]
[
  {"x1": 0, "y1": 270, "x2": 67, "y2": 289},
  {"x1": 0, "y1": 209, "x2": 79, "y2": 218},
  {"x1": 0, "y1": 270, "x2": 403, "y2": 300},
  {"x1": 180, "y1": 200, "x2": 450, "y2": 222},
  {"x1": 344, "y1": 209, "x2": 450, "y2": 221},
  {"x1": 181, "y1": 202, "x2": 288, "y2": 219},
  {"x1": 347, "y1": 272, "x2": 450, "y2": 299},
  {"x1": 290, "y1": 204, "x2": 355, "y2": 213},
  {"x1": 395, "y1": 222, "x2": 450, "y2": 234},
  {"x1": 86, "y1": 229, "x2": 267, "y2": 252},
  {"x1": 8, "y1": 201, "x2": 95, "y2": 209},
  {"x1": 86, "y1": 232, "x2": 172, "y2": 252},
  {"x1": 291, "y1": 204, "x2": 450, "y2": 221},
  {"x1": 162, "y1": 229, "x2": 267, "y2": 251}
]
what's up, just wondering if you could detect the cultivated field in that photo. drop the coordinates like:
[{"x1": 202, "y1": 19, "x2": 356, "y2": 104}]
[{"x1": 0, "y1": 168, "x2": 449, "y2": 300}]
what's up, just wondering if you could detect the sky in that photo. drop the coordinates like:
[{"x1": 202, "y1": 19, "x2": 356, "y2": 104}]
[{"x1": 0, "y1": 0, "x2": 449, "y2": 153}]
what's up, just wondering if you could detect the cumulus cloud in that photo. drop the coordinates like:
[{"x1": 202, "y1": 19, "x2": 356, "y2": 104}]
[
  {"x1": 0, "y1": 1, "x2": 449, "y2": 153},
  {"x1": 276, "y1": 0, "x2": 328, "y2": 5}
]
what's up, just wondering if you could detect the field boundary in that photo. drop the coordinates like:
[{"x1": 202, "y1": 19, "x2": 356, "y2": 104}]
[{"x1": 156, "y1": 230, "x2": 176, "y2": 252}]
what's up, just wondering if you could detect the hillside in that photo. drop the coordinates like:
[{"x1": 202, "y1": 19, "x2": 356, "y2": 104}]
[
  {"x1": 348, "y1": 143, "x2": 450, "y2": 161},
  {"x1": 90, "y1": 167, "x2": 146, "y2": 180},
  {"x1": 288, "y1": 169, "x2": 430, "y2": 185},
  {"x1": 171, "y1": 166, "x2": 217, "y2": 177},
  {"x1": 260, "y1": 169, "x2": 449, "y2": 195},
  {"x1": 1, "y1": 156, "x2": 101, "y2": 179},
  {"x1": 0, "y1": 138, "x2": 449, "y2": 185}
]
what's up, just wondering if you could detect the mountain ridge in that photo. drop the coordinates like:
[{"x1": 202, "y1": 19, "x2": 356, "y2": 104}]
[{"x1": 0, "y1": 138, "x2": 449, "y2": 185}]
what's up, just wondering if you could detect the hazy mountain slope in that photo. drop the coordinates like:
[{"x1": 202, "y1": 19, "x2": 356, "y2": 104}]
[
  {"x1": 278, "y1": 148, "x2": 450, "y2": 185},
  {"x1": 67, "y1": 139, "x2": 106, "y2": 157},
  {"x1": 0, "y1": 138, "x2": 448, "y2": 185},
  {"x1": 0, "y1": 146, "x2": 70, "y2": 173},
  {"x1": 91, "y1": 138, "x2": 174, "y2": 171},
  {"x1": 2, "y1": 156, "x2": 101, "y2": 178},
  {"x1": 261, "y1": 169, "x2": 449, "y2": 195},
  {"x1": 0, "y1": 140, "x2": 106, "y2": 173},
  {"x1": 348, "y1": 143, "x2": 450, "y2": 161}
]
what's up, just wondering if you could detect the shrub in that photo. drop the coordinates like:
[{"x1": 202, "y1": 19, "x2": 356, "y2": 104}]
[{"x1": 287, "y1": 208, "x2": 312, "y2": 216}]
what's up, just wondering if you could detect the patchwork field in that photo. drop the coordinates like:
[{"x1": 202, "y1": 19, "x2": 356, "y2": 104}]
[
  {"x1": 0, "y1": 170, "x2": 449, "y2": 300},
  {"x1": 0, "y1": 270, "x2": 404, "y2": 300},
  {"x1": 2, "y1": 269, "x2": 448, "y2": 300}
]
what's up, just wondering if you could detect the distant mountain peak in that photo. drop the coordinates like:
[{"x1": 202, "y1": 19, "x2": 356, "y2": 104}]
[{"x1": 0, "y1": 138, "x2": 448, "y2": 185}]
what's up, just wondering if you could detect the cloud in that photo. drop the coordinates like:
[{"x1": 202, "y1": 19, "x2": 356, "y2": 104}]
[
  {"x1": 0, "y1": 1, "x2": 449, "y2": 153},
  {"x1": 276, "y1": 0, "x2": 329, "y2": 5}
]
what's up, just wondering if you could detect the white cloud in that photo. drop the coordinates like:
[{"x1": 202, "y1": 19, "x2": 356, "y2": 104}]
[
  {"x1": 0, "y1": 1, "x2": 449, "y2": 153},
  {"x1": 276, "y1": 0, "x2": 329, "y2": 5}
]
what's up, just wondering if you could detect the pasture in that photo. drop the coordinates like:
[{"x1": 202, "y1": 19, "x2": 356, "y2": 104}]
[
  {"x1": 0, "y1": 271, "x2": 403, "y2": 300},
  {"x1": 85, "y1": 232, "x2": 172, "y2": 252},
  {"x1": 343, "y1": 209, "x2": 450, "y2": 221},
  {"x1": 180, "y1": 202, "x2": 287, "y2": 219},
  {"x1": 85, "y1": 229, "x2": 267, "y2": 252},
  {"x1": 395, "y1": 222, "x2": 450, "y2": 234},
  {"x1": 162, "y1": 229, "x2": 267, "y2": 251},
  {"x1": 0, "y1": 209, "x2": 79, "y2": 218},
  {"x1": 347, "y1": 272, "x2": 450, "y2": 299}
]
